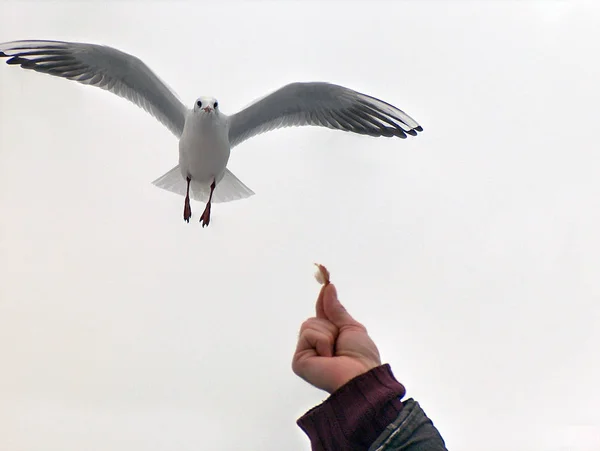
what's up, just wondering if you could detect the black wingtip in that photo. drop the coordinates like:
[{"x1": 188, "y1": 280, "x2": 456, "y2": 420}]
[
  {"x1": 0, "y1": 51, "x2": 6, "y2": 58},
  {"x1": 395, "y1": 129, "x2": 407, "y2": 139},
  {"x1": 6, "y1": 56, "x2": 27, "y2": 65},
  {"x1": 415, "y1": 125, "x2": 424, "y2": 132},
  {"x1": 6, "y1": 56, "x2": 37, "y2": 69}
]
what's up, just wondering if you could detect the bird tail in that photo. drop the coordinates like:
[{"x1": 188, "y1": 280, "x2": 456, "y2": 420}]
[{"x1": 151, "y1": 165, "x2": 255, "y2": 203}]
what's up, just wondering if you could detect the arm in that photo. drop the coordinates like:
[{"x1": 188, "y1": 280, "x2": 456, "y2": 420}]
[{"x1": 293, "y1": 283, "x2": 447, "y2": 451}]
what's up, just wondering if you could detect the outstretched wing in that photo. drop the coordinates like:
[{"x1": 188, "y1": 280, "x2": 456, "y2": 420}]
[
  {"x1": 0, "y1": 40, "x2": 188, "y2": 138},
  {"x1": 227, "y1": 82, "x2": 423, "y2": 148}
]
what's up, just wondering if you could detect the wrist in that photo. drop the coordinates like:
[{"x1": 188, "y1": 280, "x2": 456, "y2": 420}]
[
  {"x1": 297, "y1": 364, "x2": 406, "y2": 450},
  {"x1": 331, "y1": 360, "x2": 381, "y2": 393}
]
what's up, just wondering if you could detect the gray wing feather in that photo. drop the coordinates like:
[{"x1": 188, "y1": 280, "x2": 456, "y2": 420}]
[
  {"x1": 227, "y1": 82, "x2": 423, "y2": 148},
  {"x1": 0, "y1": 40, "x2": 187, "y2": 138}
]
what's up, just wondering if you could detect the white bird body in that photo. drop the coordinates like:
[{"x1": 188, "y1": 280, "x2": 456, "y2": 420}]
[
  {"x1": 178, "y1": 101, "x2": 230, "y2": 188},
  {"x1": 0, "y1": 39, "x2": 424, "y2": 227}
]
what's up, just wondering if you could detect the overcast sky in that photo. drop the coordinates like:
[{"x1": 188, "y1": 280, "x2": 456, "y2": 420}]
[{"x1": 1, "y1": 1, "x2": 599, "y2": 450}]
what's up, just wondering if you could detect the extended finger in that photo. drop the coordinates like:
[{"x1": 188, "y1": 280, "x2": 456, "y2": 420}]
[
  {"x1": 322, "y1": 284, "x2": 364, "y2": 330},
  {"x1": 315, "y1": 284, "x2": 327, "y2": 319}
]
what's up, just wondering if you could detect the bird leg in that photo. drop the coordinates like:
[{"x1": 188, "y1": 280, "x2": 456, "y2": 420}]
[
  {"x1": 183, "y1": 177, "x2": 192, "y2": 223},
  {"x1": 200, "y1": 179, "x2": 216, "y2": 228}
]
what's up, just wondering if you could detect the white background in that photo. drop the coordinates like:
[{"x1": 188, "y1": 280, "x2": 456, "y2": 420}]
[{"x1": 1, "y1": 1, "x2": 599, "y2": 450}]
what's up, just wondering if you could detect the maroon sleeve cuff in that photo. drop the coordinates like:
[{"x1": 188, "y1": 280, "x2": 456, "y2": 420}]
[{"x1": 297, "y1": 364, "x2": 406, "y2": 451}]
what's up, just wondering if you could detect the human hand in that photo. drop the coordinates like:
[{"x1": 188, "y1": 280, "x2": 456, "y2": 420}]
[{"x1": 292, "y1": 283, "x2": 382, "y2": 394}]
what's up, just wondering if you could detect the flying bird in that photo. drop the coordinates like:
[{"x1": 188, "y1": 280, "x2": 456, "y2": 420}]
[{"x1": 0, "y1": 40, "x2": 423, "y2": 227}]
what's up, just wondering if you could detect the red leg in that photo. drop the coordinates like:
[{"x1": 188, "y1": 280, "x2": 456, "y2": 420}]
[
  {"x1": 183, "y1": 177, "x2": 192, "y2": 223},
  {"x1": 200, "y1": 179, "x2": 216, "y2": 228}
]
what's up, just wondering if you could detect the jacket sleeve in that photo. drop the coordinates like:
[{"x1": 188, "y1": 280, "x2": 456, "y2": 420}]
[
  {"x1": 297, "y1": 364, "x2": 447, "y2": 451},
  {"x1": 368, "y1": 398, "x2": 448, "y2": 451}
]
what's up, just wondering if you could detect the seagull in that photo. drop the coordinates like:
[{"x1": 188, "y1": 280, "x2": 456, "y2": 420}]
[{"x1": 0, "y1": 39, "x2": 423, "y2": 227}]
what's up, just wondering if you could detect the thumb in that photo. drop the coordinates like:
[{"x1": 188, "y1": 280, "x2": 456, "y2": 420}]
[{"x1": 322, "y1": 284, "x2": 359, "y2": 328}]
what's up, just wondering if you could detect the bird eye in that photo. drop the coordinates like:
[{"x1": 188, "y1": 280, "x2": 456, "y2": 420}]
[
  {"x1": 214, "y1": 101, "x2": 218, "y2": 109},
  {"x1": 197, "y1": 100, "x2": 202, "y2": 108}
]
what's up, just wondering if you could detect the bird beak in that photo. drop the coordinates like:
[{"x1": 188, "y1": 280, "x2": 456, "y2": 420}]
[{"x1": 202, "y1": 106, "x2": 213, "y2": 113}]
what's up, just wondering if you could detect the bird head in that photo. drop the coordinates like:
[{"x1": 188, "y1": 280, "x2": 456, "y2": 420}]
[{"x1": 193, "y1": 96, "x2": 219, "y2": 115}]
